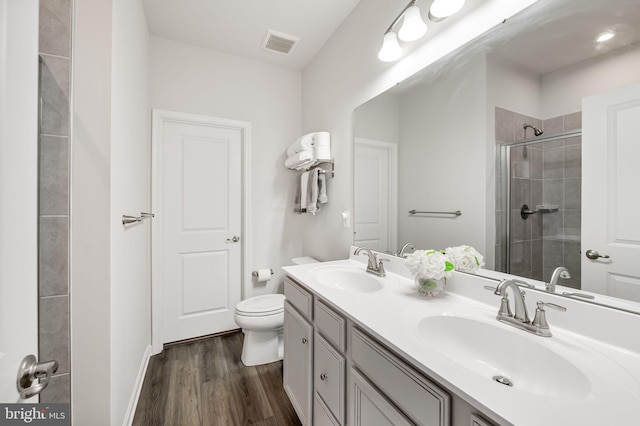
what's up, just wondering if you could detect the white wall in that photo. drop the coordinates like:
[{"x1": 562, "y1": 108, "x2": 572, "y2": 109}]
[
  {"x1": 487, "y1": 54, "x2": 542, "y2": 119},
  {"x1": 71, "y1": 0, "x2": 111, "y2": 423},
  {"x1": 541, "y1": 45, "x2": 640, "y2": 118},
  {"x1": 398, "y1": 57, "x2": 489, "y2": 257},
  {"x1": 110, "y1": 0, "x2": 150, "y2": 424},
  {"x1": 149, "y1": 37, "x2": 303, "y2": 296},
  {"x1": 301, "y1": 0, "x2": 537, "y2": 261},
  {"x1": 354, "y1": 93, "x2": 400, "y2": 142}
]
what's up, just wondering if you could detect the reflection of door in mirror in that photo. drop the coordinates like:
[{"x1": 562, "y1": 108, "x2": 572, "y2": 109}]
[
  {"x1": 582, "y1": 81, "x2": 640, "y2": 303},
  {"x1": 354, "y1": 138, "x2": 398, "y2": 253}
]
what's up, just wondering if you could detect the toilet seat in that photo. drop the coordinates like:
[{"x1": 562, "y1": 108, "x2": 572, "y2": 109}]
[{"x1": 235, "y1": 294, "x2": 285, "y2": 317}]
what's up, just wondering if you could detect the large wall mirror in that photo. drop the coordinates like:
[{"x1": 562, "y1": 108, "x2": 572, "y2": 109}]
[{"x1": 353, "y1": 0, "x2": 640, "y2": 313}]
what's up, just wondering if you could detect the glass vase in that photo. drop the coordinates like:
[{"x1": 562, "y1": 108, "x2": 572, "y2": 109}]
[{"x1": 415, "y1": 273, "x2": 445, "y2": 297}]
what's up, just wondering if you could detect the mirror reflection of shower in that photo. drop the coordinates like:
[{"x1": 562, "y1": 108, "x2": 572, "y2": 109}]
[{"x1": 495, "y1": 109, "x2": 582, "y2": 289}]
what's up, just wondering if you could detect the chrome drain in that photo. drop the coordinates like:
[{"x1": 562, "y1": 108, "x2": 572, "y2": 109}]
[{"x1": 492, "y1": 375, "x2": 513, "y2": 387}]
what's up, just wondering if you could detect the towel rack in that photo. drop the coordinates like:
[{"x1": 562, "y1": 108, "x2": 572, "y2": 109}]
[
  {"x1": 409, "y1": 210, "x2": 462, "y2": 216},
  {"x1": 122, "y1": 212, "x2": 155, "y2": 225}
]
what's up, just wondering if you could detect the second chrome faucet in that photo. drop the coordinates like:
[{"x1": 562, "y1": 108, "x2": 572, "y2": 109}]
[
  {"x1": 492, "y1": 279, "x2": 566, "y2": 337},
  {"x1": 354, "y1": 247, "x2": 388, "y2": 277}
]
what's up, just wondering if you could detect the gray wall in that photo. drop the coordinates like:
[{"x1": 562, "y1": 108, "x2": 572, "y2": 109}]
[{"x1": 38, "y1": 0, "x2": 72, "y2": 403}]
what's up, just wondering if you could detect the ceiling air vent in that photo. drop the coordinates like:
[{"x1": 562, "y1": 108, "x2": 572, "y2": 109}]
[{"x1": 262, "y1": 30, "x2": 299, "y2": 55}]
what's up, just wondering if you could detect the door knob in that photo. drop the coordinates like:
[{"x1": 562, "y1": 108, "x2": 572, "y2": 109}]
[
  {"x1": 225, "y1": 236, "x2": 240, "y2": 243},
  {"x1": 16, "y1": 354, "x2": 58, "y2": 399},
  {"x1": 586, "y1": 249, "x2": 610, "y2": 260}
]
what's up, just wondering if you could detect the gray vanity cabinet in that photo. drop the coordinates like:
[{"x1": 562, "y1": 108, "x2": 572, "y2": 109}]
[{"x1": 284, "y1": 275, "x2": 498, "y2": 426}]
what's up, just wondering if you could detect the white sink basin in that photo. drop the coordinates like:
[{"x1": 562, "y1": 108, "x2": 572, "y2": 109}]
[
  {"x1": 308, "y1": 265, "x2": 386, "y2": 293},
  {"x1": 417, "y1": 315, "x2": 591, "y2": 399}
]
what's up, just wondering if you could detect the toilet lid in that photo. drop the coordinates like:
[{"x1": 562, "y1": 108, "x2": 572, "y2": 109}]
[{"x1": 236, "y1": 294, "x2": 285, "y2": 315}]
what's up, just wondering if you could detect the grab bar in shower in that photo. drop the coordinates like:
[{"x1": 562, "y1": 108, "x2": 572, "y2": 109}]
[
  {"x1": 122, "y1": 212, "x2": 155, "y2": 225},
  {"x1": 409, "y1": 210, "x2": 462, "y2": 216}
]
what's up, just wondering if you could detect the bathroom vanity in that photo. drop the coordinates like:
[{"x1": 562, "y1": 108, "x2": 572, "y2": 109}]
[{"x1": 282, "y1": 249, "x2": 640, "y2": 426}]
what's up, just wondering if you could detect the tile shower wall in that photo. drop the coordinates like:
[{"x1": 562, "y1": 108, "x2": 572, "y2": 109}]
[
  {"x1": 541, "y1": 113, "x2": 582, "y2": 288},
  {"x1": 495, "y1": 108, "x2": 582, "y2": 288},
  {"x1": 39, "y1": 0, "x2": 72, "y2": 403}
]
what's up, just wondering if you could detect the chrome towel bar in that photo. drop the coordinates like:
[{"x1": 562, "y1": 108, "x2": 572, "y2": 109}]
[
  {"x1": 122, "y1": 212, "x2": 155, "y2": 225},
  {"x1": 409, "y1": 210, "x2": 462, "y2": 216}
]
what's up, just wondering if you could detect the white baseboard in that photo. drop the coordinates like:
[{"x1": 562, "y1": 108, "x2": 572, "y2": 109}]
[{"x1": 123, "y1": 344, "x2": 153, "y2": 426}]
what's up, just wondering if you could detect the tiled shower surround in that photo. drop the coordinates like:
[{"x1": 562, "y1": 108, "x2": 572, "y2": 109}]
[
  {"x1": 495, "y1": 107, "x2": 582, "y2": 289},
  {"x1": 39, "y1": 0, "x2": 72, "y2": 403}
]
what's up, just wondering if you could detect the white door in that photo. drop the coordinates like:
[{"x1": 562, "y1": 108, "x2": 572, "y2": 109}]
[
  {"x1": 153, "y1": 110, "x2": 244, "y2": 346},
  {"x1": 354, "y1": 138, "x2": 397, "y2": 253},
  {"x1": 0, "y1": 0, "x2": 39, "y2": 402},
  {"x1": 582, "y1": 81, "x2": 640, "y2": 301}
]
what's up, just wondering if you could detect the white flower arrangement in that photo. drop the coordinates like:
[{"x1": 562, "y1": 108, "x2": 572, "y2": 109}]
[
  {"x1": 444, "y1": 245, "x2": 485, "y2": 274},
  {"x1": 404, "y1": 249, "x2": 454, "y2": 280},
  {"x1": 404, "y1": 245, "x2": 485, "y2": 278}
]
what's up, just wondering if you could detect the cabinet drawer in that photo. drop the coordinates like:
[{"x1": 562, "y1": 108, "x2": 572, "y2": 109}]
[
  {"x1": 471, "y1": 413, "x2": 496, "y2": 426},
  {"x1": 284, "y1": 277, "x2": 313, "y2": 319},
  {"x1": 314, "y1": 300, "x2": 346, "y2": 352},
  {"x1": 349, "y1": 368, "x2": 412, "y2": 426},
  {"x1": 351, "y1": 327, "x2": 450, "y2": 426},
  {"x1": 314, "y1": 393, "x2": 340, "y2": 426},
  {"x1": 314, "y1": 333, "x2": 346, "y2": 425}
]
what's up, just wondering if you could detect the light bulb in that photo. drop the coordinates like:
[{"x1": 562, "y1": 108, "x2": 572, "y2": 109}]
[
  {"x1": 429, "y1": 0, "x2": 465, "y2": 21},
  {"x1": 398, "y1": 5, "x2": 427, "y2": 42},
  {"x1": 378, "y1": 32, "x2": 402, "y2": 62}
]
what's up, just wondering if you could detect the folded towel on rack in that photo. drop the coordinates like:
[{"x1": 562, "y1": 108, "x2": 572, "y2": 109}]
[
  {"x1": 285, "y1": 150, "x2": 315, "y2": 170},
  {"x1": 300, "y1": 171, "x2": 310, "y2": 212},
  {"x1": 318, "y1": 172, "x2": 328, "y2": 204},
  {"x1": 287, "y1": 133, "x2": 315, "y2": 157},
  {"x1": 307, "y1": 168, "x2": 321, "y2": 215}
]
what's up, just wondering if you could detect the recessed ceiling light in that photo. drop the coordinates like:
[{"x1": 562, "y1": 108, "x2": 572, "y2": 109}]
[{"x1": 595, "y1": 31, "x2": 615, "y2": 43}]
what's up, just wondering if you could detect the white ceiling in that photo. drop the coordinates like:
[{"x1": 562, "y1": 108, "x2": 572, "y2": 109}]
[
  {"x1": 494, "y1": 0, "x2": 640, "y2": 76},
  {"x1": 141, "y1": 0, "x2": 360, "y2": 70}
]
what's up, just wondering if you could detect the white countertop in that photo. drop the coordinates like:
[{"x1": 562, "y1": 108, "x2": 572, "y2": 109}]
[{"x1": 282, "y1": 253, "x2": 640, "y2": 426}]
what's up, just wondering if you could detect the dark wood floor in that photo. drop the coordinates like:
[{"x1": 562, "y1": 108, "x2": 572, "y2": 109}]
[{"x1": 133, "y1": 331, "x2": 301, "y2": 426}]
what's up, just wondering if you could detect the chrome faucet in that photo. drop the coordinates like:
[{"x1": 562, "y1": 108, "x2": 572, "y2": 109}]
[
  {"x1": 547, "y1": 267, "x2": 571, "y2": 292},
  {"x1": 490, "y1": 279, "x2": 566, "y2": 337},
  {"x1": 354, "y1": 247, "x2": 388, "y2": 277},
  {"x1": 494, "y1": 279, "x2": 532, "y2": 323},
  {"x1": 396, "y1": 243, "x2": 416, "y2": 257}
]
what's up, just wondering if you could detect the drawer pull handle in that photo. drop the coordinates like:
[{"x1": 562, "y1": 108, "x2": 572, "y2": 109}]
[
  {"x1": 301, "y1": 337, "x2": 308, "y2": 344},
  {"x1": 320, "y1": 373, "x2": 327, "y2": 381}
]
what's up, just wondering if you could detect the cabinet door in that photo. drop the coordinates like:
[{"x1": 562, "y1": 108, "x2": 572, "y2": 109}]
[
  {"x1": 314, "y1": 333, "x2": 346, "y2": 424},
  {"x1": 350, "y1": 368, "x2": 412, "y2": 426},
  {"x1": 284, "y1": 301, "x2": 313, "y2": 425}
]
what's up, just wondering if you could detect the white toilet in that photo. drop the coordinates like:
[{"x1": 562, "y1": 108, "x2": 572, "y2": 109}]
[
  {"x1": 234, "y1": 293, "x2": 286, "y2": 366},
  {"x1": 235, "y1": 257, "x2": 318, "y2": 366}
]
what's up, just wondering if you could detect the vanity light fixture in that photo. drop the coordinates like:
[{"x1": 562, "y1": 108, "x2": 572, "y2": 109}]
[
  {"x1": 595, "y1": 31, "x2": 615, "y2": 43},
  {"x1": 378, "y1": 0, "x2": 466, "y2": 62},
  {"x1": 429, "y1": 0, "x2": 466, "y2": 22},
  {"x1": 378, "y1": 0, "x2": 427, "y2": 62}
]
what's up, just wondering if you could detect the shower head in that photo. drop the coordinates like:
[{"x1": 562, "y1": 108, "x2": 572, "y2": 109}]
[{"x1": 523, "y1": 123, "x2": 543, "y2": 137}]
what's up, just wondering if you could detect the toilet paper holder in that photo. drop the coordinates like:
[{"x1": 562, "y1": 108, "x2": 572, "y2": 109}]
[{"x1": 252, "y1": 269, "x2": 274, "y2": 277}]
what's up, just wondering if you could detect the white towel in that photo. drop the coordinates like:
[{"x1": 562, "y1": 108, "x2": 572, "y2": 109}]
[
  {"x1": 285, "y1": 150, "x2": 314, "y2": 169},
  {"x1": 300, "y1": 171, "x2": 309, "y2": 212},
  {"x1": 318, "y1": 173, "x2": 328, "y2": 204},
  {"x1": 287, "y1": 133, "x2": 315, "y2": 157},
  {"x1": 307, "y1": 168, "x2": 320, "y2": 214}
]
